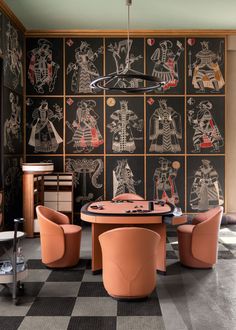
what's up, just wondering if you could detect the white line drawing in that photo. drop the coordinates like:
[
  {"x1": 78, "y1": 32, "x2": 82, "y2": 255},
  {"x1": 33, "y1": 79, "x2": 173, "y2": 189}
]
[
  {"x1": 107, "y1": 100, "x2": 143, "y2": 153},
  {"x1": 4, "y1": 92, "x2": 21, "y2": 153},
  {"x1": 149, "y1": 99, "x2": 182, "y2": 153},
  {"x1": 113, "y1": 159, "x2": 141, "y2": 197},
  {"x1": 153, "y1": 157, "x2": 180, "y2": 205},
  {"x1": 4, "y1": 21, "x2": 23, "y2": 90},
  {"x1": 151, "y1": 39, "x2": 184, "y2": 91},
  {"x1": 188, "y1": 40, "x2": 225, "y2": 92},
  {"x1": 188, "y1": 99, "x2": 224, "y2": 153},
  {"x1": 28, "y1": 100, "x2": 63, "y2": 153},
  {"x1": 4, "y1": 158, "x2": 21, "y2": 212},
  {"x1": 67, "y1": 41, "x2": 102, "y2": 94},
  {"x1": 66, "y1": 100, "x2": 103, "y2": 153},
  {"x1": 107, "y1": 39, "x2": 143, "y2": 88},
  {"x1": 65, "y1": 158, "x2": 103, "y2": 203},
  {"x1": 190, "y1": 159, "x2": 224, "y2": 211},
  {"x1": 28, "y1": 39, "x2": 60, "y2": 94}
]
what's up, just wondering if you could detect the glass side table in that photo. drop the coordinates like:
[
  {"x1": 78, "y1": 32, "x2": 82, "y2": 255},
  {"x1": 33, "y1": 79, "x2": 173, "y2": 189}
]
[{"x1": 0, "y1": 218, "x2": 28, "y2": 305}]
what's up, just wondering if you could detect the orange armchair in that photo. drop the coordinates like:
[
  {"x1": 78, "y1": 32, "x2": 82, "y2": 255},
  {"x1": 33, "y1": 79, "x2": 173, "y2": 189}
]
[
  {"x1": 36, "y1": 205, "x2": 82, "y2": 268},
  {"x1": 112, "y1": 193, "x2": 144, "y2": 201},
  {"x1": 177, "y1": 206, "x2": 223, "y2": 268},
  {"x1": 99, "y1": 227, "x2": 160, "y2": 299}
]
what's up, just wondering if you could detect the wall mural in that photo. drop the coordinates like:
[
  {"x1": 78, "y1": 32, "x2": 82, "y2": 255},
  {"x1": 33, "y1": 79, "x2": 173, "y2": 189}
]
[
  {"x1": 146, "y1": 38, "x2": 185, "y2": 94},
  {"x1": 2, "y1": 17, "x2": 23, "y2": 93},
  {"x1": 66, "y1": 97, "x2": 104, "y2": 154},
  {"x1": 187, "y1": 156, "x2": 224, "y2": 212},
  {"x1": 146, "y1": 97, "x2": 184, "y2": 153},
  {"x1": 26, "y1": 38, "x2": 63, "y2": 95},
  {"x1": 3, "y1": 88, "x2": 22, "y2": 154},
  {"x1": 106, "y1": 97, "x2": 144, "y2": 154},
  {"x1": 65, "y1": 157, "x2": 104, "y2": 212},
  {"x1": 24, "y1": 37, "x2": 225, "y2": 214},
  {"x1": 66, "y1": 38, "x2": 103, "y2": 95},
  {"x1": 187, "y1": 97, "x2": 224, "y2": 154},
  {"x1": 187, "y1": 38, "x2": 225, "y2": 94},
  {"x1": 146, "y1": 156, "x2": 185, "y2": 211},
  {"x1": 26, "y1": 97, "x2": 63, "y2": 154},
  {"x1": 1, "y1": 12, "x2": 24, "y2": 229},
  {"x1": 106, "y1": 156, "x2": 144, "y2": 200},
  {"x1": 105, "y1": 38, "x2": 144, "y2": 94}
]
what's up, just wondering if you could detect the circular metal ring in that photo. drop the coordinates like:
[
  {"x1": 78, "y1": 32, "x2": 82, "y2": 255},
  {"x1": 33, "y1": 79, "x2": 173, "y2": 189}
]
[{"x1": 90, "y1": 73, "x2": 165, "y2": 93}]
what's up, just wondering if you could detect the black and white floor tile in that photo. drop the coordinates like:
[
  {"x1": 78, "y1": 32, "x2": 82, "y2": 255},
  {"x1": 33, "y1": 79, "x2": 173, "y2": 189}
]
[{"x1": 0, "y1": 224, "x2": 235, "y2": 329}]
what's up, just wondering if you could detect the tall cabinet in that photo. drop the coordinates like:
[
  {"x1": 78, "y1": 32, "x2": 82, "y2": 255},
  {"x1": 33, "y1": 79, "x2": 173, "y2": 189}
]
[{"x1": 23, "y1": 171, "x2": 74, "y2": 237}]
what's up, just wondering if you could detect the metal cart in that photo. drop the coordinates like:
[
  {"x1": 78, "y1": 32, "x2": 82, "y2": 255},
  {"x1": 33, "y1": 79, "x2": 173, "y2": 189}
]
[{"x1": 0, "y1": 218, "x2": 28, "y2": 305}]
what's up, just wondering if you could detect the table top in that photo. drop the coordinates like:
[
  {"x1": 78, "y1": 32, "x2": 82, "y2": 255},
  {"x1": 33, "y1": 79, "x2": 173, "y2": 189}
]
[
  {"x1": 80, "y1": 200, "x2": 179, "y2": 225},
  {"x1": 82, "y1": 200, "x2": 175, "y2": 217},
  {"x1": 0, "y1": 231, "x2": 25, "y2": 242}
]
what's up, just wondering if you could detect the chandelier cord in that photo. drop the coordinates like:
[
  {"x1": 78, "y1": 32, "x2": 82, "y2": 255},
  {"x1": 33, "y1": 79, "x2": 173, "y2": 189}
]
[{"x1": 126, "y1": 1, "x2": 130, "y2": 71}]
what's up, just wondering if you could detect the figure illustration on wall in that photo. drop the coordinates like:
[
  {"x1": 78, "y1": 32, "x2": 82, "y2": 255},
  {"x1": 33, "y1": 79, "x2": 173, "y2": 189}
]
[
  {"x1": 65, "y1": 158, "x2": 103, "y2": 203},
  {"x1": 67, "y1": 41, "x2": 102, "y2": 94},
  {"x1": 190, "y1": 159, "x2": 224, "y2": 211},
  {"x1": 188, "y1": 99, "x2": 224, "y2": 153},
  {"x1": 4, "y1": 21, "x2": 23, "y2": 90},
  {"x1": 188, "y1": 40, "x2": 225, "y2": 92},
  {"x1": 150, "y1": 39, "x2": 184, "y2": 91},
  {"x1": 4, "y1": 92, "x2": 22, "y2": 153},
  {"x1": 107, "y1": 39, "x2": 143, "y2": 88},
  {"x1": 66, "y1": 100, "x2": 103, "y2": 153},
  {"x1": 153, "y1": 157, "x2": 180, "y2": 205},
  {"x1": 149, "y1": 99, "x2": 182, "y2": 153},
  {"x1": 107, "y1": 100, "x2": 143, "y2": 153},
  {"x1": 28, "y1": 100, "x2": 63, "y2": 153},
  {"x1": 113, "y1": 159, "x2": 141, "y2": 197},
  {"x1": 28, "y1": 39, "x2": 60, "y2": 94},
  {"x1": 4, "y1": 158, "x2": 22, "y2": 212}
]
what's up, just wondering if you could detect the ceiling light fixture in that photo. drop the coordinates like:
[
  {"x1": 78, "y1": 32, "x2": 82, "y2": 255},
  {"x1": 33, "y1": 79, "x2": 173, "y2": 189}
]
[{"x1": 90, "y1": 0, "x2": 165, "y2": 93}]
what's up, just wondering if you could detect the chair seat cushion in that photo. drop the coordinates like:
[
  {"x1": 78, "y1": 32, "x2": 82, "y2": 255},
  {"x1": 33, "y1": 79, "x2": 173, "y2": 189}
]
[
  {"x1": 60, "y1": 224, "x2": 82, "y2": 234},
  {"x1": 177, "y1": 224, "x2": 195, "y2": 234}
]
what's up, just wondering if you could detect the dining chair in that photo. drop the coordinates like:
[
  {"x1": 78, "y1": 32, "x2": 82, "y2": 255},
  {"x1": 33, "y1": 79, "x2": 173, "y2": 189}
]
[
  {"x1": 177, "y1": 206, "x2": 223, "y2": 268},
  {"x1": 99, "y1": 227, "x2": 160, "y2": 299},
  {"x1": 112, "y1": 193, "x2": 144, "y2": 201},
  {"x1": 36, "y1": 205, "x2": 82, "y2": 268}
]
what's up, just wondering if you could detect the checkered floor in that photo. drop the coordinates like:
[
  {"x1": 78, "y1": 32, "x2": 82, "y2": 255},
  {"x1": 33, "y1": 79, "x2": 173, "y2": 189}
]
[{"x1": 0, "y1": 224, "x2": 235, "y2": 330}]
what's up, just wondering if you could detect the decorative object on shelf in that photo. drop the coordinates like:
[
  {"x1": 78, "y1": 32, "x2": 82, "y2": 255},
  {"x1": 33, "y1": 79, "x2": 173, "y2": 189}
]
[
  {"x1": 90, "y1": 0, "x2": 165, "y2": 93},
  {"x1": 22, "y1": 162, "x2": 54, "y2": 173}
]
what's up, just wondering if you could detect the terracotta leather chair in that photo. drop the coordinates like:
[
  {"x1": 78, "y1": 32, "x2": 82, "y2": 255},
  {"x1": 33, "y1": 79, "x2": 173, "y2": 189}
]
[
  {"x1": 177, "y1": 206, "x2": 223, "y2": 268},
  {"x1": 99, "y1": 227, "x2": 160, "y2": 299},
  {"x1": 112, "y1": 193, "x2": 144, "y2": 201},
  {"x1": 36, "y1": 205, "x2": 82, "y2": 268}
]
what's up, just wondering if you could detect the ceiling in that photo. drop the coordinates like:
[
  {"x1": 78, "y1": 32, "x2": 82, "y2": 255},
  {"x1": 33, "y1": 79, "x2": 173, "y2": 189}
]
[{"x1": 4, "y1": 0, "x2": 236, "y2": 31}]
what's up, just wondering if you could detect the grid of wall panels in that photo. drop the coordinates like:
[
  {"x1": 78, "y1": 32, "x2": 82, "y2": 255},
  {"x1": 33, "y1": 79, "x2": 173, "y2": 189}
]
[{"x1": 25, "y1": 36, "x2": 226, "y2": 221}]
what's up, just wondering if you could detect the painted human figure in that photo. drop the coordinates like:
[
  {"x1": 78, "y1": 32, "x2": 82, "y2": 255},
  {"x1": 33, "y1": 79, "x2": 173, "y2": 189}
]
[
  {"x1": 4, "y1": 92, "x2": 21, "y2": 153},
  {"x1": 28, "y1": 39, "x2": 60, "y2": 94},
  {"x1": 107, "y1": 39, "x2": 143, "y2": 88},
  {"x1": 153, "y1": 157, "x2": 180, "y2": 205},
  {"x1": 107, "y1": 100, "x2": 143, "y2": 153},
  {"x1": 190, "y1": 159, "x2": 224, "y2": 211},
  {"x1": 151, "y1": 40, "x2": 184, "y2": 91},
  {"x1": 149, "y1": 99, "x2": 182, "y2": 153},
  {"x1": 5, "y1": 22, "x2": 23, "y2": 89},
  {"x1": 188, "y1": 40, "x2": 224, "y2": 92},
  {"x1": 28, "y1": 100, "x2": 63, "y2": 153},
  {"x1": 66, "y1": 100, "x2": 103, "y2": 153},
  {"x1": 67, "y1": 41, "x2": 102, "y2": 94},
  {"x1": 113, "y1": 159, "x2": 140, "y2": 197},
  {"x1": 188, "y1": 100, "x2": 224, "y2": 152}
]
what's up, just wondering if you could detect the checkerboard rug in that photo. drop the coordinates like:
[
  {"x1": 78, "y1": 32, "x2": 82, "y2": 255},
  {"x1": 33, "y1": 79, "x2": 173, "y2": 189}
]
[{"x1": 0, "y1": 224, "x2": 235, "y2": 330}]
